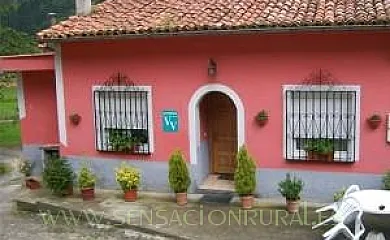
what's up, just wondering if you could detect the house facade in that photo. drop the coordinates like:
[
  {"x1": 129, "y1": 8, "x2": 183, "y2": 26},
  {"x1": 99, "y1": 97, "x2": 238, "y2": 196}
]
[{"x1": 1, "y1": 0, "x2": 390, "y2": 201}]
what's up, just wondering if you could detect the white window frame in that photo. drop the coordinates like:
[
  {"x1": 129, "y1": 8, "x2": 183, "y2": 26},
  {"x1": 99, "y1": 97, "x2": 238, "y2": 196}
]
[
  {"x1": 282, "y1": 85, "x2": 360, "y2": 162},
  {"x1": 92, "y1": 85, "x2": 154, "y2": 153}
]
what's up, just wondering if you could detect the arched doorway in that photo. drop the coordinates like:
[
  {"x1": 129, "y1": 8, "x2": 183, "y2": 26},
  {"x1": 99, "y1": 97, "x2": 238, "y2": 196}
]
[
  {"x1": 188, "y1": 83, "x2": 245, "y2": 188},
  {"x1": 199, "y1": 92, "x2": 237, "y2": 174}
]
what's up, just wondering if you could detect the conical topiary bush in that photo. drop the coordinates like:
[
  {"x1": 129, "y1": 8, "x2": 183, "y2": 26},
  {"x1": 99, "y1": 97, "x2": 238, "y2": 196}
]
[
  {"x1": 234, "y1": 146, "x2": 257, "y2": 208},
  {"x1": 168, "y1": 150, "x2": 191, "y2": 205}
]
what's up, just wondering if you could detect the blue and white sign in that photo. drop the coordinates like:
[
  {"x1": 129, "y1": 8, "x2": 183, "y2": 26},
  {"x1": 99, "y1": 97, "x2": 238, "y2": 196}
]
[{"x1": 162, "y1": 110, "x2": 179, "y2": 132}]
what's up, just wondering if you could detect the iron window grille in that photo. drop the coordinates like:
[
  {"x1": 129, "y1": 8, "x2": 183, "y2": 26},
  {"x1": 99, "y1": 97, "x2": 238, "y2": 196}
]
[
  {"x1": 283, "y1": 85, "x2": 360, "y2": 163},
  {"x1": 93, "y1": 83, "x2": 153, "y2": 154}
]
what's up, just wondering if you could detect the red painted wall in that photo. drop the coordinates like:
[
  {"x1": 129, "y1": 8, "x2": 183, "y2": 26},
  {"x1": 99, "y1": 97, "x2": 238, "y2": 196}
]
[
  {"x1": 21, "y1": 71, "x2": 59, "y2": 145},
  {"x1": 59, "y1": 31, "x2": 390, "y2": 174}
]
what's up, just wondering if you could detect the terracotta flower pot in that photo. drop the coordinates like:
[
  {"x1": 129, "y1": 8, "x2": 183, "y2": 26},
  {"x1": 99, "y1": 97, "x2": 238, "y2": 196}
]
[
  {"x1": 306, "y1": 151, "x2": 334, "y2": 162},
  {"x1": 241, "y1": 195, "x2": 254, "y2": 209},
  {"x1": 124, "y1": 189, "x2": 138, "y2": 202},
  {"x1": 368, "y1": 118, "x2": 382, "y2": 129},
  {"x1": 25, "y1": 179, "x2": 41, "y2": 190},
  {"x1": 81, "y1": 188, "x2": 95, "y2": 201},
  {"x1": 176, "y1": 192, "x2": 188, "y2": 206},
  {"x1": 286, "y1": 199, "x2": 300, "y2": 213}
]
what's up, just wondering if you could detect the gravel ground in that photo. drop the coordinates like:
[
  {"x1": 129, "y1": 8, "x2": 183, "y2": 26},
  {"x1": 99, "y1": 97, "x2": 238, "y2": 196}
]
[{"x1": 0, "y1": 153, "x2": 169, "y2": 240}]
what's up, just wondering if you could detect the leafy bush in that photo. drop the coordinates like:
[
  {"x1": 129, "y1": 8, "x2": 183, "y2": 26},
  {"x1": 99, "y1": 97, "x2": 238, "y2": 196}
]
[
  {"x1": 19, "y1": 159, "x2": 33, "y2": 177},
  {"x1": 168, "y1": 150, "x2": 191, "y2": 193},
  {"x1": 278, "y1": 173, "x2": 304, "y2": 201},
  {"x1": 42, "y1": 158, "x2": 75, "y2": 195},
  {"x1": 77, "y1": 165, "x2": 96, "y2": 189},
  {"x1": 304, "y1": 139, "x2": 334, "y2": 154},
  {"x1": 333, "y1": 187, "x2": 346, "y2": 202},
  {"x1": 115, "y1": 163, "x2": 140, "y2": 191},
  {"x1": 108, "y1": 130, "x2": 140, "y2": 152},
  {"x1": 383, "y1": 171, "x2": 390, "y2": 190},
  {"x1": 234, "y1": 146, "x2": 256, "y2": 196}
]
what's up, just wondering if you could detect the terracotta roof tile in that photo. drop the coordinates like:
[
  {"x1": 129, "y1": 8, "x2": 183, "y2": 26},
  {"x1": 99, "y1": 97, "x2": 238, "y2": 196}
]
[{"x1": 38, "y1": 0, "x2": 390, "y2": 40}]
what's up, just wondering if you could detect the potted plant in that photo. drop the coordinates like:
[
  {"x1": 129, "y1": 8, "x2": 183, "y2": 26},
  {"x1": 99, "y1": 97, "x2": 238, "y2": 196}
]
[
  {"x1": 234, "y1": 146, "x2": 257, "y2": 209},
  {"x1": 255, "y1": 110, "x2": 269, "y2": 126},
  {"x1": 19, "y1": 159, "x2": 40, "y2": 189},
  {"x1": 383, "y1": 171, "x2": 390, "y2": 190},
  {"x1": 42, "y1": 157, "x2": 75, "y2": 196},
  {"x1": 367, "y1": 114, "x2": 382, "y2": 129},
  {"x1": 168, "y1": 150, "x2": 191, "y2": 206},
  {"x1": 304, "y1": 139, "x2": 334, "y2": 161},
  {"x1": 69, "y1": 113, "x2": 81, "y2": 125},
  {"x1": 115, "y1": 163, "x2": 140, "y2": 202},
  {"x1": 109, "y1": 130, "x2": 140, "y2": 153},
  {"x1": 278, "y1": 173, "x2": 304, "y2": 213},
  {"x1": 78, "y1": 165, "x2": 97, "y2": 201}
]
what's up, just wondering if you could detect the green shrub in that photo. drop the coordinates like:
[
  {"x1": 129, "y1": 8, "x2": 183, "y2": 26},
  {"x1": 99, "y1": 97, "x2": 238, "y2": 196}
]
[
  {"x1": 383, "y1": 171, "x2": 390, "y2": 190},
  {"x1": 333, "y1": 187, "x2": 346, "y2": 202},
  {"x1": 278, "y1": 173, "x2": 304, "y2": 201},
  {"x1": 234, "y1": 146, "x2": 256, "y2": 196},
  {"x1": 0, "y1": 162, "x2": 10, "y2": 175},
  {"x1": 168, "y1": 150, "x2": 191, "y2": 193},
  {"x1": 19, "y1": 159, "x2": 33, "y2": 177},
  {"x1": 304, "y1": 139, "x2": 334, "y2": 154},
  {"x1": 77, "y1": 165, "x2": 96, "y2": 189},
  {"x1": 42, "y1": 158, "x2": 75, "y2": 195}
]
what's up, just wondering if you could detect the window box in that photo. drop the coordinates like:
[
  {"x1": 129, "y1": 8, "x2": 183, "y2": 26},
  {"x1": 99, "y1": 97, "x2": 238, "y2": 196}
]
[{"x1": 306, "y1": 151, "x2": 334, "y2": 162}]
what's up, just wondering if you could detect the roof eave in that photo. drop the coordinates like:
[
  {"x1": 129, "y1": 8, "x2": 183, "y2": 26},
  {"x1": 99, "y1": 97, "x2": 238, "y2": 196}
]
[{"x1": 39, "y1": 24, "x2": 390, "y2": 42}]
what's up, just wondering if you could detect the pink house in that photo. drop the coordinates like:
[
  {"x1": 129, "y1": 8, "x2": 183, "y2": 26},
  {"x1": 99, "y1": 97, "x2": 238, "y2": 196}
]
[{"x1": 1, "y1": 0, "x2": 390, "y2": 200}]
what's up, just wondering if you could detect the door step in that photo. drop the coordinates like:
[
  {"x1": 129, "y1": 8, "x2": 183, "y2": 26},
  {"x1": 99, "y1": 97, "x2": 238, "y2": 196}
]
[
  {"x1": 197, "y1": 174, "x2": 235, "y2": 192},
  {"x1": 199, "y1": 192, "x2": 235, "y2": 204}
]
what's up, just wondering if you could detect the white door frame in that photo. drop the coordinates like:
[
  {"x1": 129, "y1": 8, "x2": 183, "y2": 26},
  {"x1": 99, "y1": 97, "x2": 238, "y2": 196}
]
[{"x1": 188, "y1": 83, "x2": 245, "y2": 165}]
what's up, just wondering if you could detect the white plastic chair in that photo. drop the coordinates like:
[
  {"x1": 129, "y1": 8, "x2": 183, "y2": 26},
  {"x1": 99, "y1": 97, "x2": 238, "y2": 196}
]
[
  {"x1": 316, "y1": 185, "x2": 361, "y2": 214},
  {"x1": 313, "y1": 197, "x2": 365, "y2": 240}
]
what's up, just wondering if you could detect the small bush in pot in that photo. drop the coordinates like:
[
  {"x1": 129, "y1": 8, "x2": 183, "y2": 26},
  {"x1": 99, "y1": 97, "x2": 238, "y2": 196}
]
[
  {"x1": 367, "y1": 114, "x2": 382, "y2": 129},
  {"x1": 78, "y1": 164, "x2": 97, "y2": 201},
  {"x1": 43, "y1": 158, "x2": 75, "y2": 196},
  {"x1": 278, "y1": 173, "x2": 304, "y2": 213},
  {"x1": 383, "y1": 171, "x2": 390, "y2": 190},
  {"x1": 168, "y1": 150, "x2": 191, "y2": 206},
  {"x1": 19, "y1": 159, "x2": 41, "y2": 189},
  {"x1": 115, "y1": 163, "x2": 140, "y2": 202},
  {"x1": 234, "y1": 146, "x2": 257, "y2": 209},
  {"x1": 304, "y1": 139, "x2": 334, "y2": 161},
  {"x1": 255, "y1": 110, "x2": 269, "y2": 126}
]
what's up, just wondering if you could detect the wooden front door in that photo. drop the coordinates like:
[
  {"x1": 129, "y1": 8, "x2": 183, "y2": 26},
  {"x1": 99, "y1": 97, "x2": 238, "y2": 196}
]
[{"x1": 205, "y1": 92, "x2": 237, "y2": 174}]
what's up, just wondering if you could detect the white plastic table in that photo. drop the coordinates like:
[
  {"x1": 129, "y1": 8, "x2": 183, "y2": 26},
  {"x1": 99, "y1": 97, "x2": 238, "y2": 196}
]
[
  {"x1": 348, "y1": 190, "x2": 390, "y2": 214},
  {"x1": 348, "y1": 190, "x2": 390, "y2": 239}
]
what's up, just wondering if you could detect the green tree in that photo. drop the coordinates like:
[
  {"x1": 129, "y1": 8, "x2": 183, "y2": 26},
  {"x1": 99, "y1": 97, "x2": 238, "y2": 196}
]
[
  {"x1": 0, "y1": 27, "x2": 38, "y2": 55},
  {"x1": 234, "y1": 146, "x2": 257, "y2": 196},
  {"x1": 168, "y1": 150, "x2": 191, "y2": 193}
]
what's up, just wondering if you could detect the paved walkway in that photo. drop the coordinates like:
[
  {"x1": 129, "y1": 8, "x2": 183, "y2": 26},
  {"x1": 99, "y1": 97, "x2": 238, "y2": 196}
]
[{"x1": 16, "y1": 188, "x2": 329, "y2": 240}]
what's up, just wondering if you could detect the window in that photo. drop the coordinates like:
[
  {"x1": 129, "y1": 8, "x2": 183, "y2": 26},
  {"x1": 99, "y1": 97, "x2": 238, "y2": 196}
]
[
  {"x1": 93, "y1": 86, "x2": 153, "y2": 154},
  {"x1": 283, "y1": 85, "x2": 360, "y2": 162}
]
